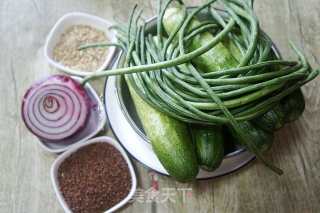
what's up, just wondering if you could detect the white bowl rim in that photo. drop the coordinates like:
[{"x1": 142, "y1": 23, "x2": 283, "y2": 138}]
[
  {"x1": 50, "y1": 136, "x2": 137, "y2": 213},
  {"x1": 36, "y1": 76, "x2": 107, "y2": 153},
  {"x1": 44, "y1": 12, "x2": 117, "y2": 76}
]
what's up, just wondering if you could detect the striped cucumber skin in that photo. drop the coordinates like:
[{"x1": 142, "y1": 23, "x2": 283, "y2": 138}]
[
  {"x1": 253, "y1": 104, "x2": 286, "y2": 132},
  {"x1": 125, "y1": 77, "x2": 199, "y2": 182},
  {"x1": 232, "y1": 121, "x2": 274, "y2": 153},
  {"x1": 281, "y1": 89, "x2": 305, "y2": 123},
  {"x1": 163, "y1": 5, "x2": 238, "y2": 72},
  {"x1": 191, "y1": 126, "x2": 224, "y2": 171}
]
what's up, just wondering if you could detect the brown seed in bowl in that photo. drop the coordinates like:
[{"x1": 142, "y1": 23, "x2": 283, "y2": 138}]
[{"x1": 58, "y1": 143, "x2": 132, "y2": 213}]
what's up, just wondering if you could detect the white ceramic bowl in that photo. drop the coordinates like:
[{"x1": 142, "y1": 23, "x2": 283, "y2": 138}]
[
  {"x1": 37, "y1": 76, "x2": 107, "y2": 153},
  {"x1": 44, "y1": 12, "x2": 117, "y2": 76},
  {"x1": 51, "y1": 136, "x2": 137, "y2": 213}
]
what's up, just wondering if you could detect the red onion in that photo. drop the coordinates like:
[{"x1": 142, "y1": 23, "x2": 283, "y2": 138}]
[{"x1": 21, "y1": 75, "x2": 91, "y2": 141}]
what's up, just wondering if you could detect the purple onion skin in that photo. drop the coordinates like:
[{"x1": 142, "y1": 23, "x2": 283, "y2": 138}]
[{"x1": 21, "y1": 75, "x2": 91, "y2": 142}]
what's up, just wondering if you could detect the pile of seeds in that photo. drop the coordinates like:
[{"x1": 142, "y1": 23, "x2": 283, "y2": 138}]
[
  {"x1": 53, "y1": 25, "x2": 108, "y2": 72},
  {"x1": 58, "y1": 143, "x2": 132, "y2": 213}
]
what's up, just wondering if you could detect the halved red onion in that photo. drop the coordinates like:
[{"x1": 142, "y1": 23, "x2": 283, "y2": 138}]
[{"x1": 21, "y1": 75, "x2": 91, "y2": 141}]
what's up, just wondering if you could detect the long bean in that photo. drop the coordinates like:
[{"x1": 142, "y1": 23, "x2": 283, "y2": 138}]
[{"x1": 80, "y1": 0, "x2": 318, "y2": 174}]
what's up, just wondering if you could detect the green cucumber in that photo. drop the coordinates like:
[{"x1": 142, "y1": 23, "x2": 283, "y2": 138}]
[
  {"x1": 191, "y1": 125, "x2": 224, "y2": 171},
  {"x1": 163, "y1": 4, "x2": 238, "y2": 72},
  {"x1": 253, "y1": 104, "x2": 285, "y2": 132},
  {"x1": 281, "y1": 89, "x2": 305, "y2": 123},
  {"x1": 231, "y1": 121, "x2": 274, "y2": 153},
  {"x1": 164, "y1": 4, "x2": 278, "y2": 154},
  {"x1": 125, "y1": 77, "x2": 199, "y2": 182}
]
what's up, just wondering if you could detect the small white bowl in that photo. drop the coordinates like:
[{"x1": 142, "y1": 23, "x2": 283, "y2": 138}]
[
  {"x1": 44, "y1": 12, "x2": 117, "y2": 76},
  {"x1": 51, "y1": 136, "x2": 137, "y2": 213},
  {"x1": 37, "y1": 76, "x2": 107, "y2": 153}
]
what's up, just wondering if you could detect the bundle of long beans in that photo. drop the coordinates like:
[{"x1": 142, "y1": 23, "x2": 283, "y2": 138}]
[{"x1": 81, "y1": 0, "x2": 319, "y2": 174}]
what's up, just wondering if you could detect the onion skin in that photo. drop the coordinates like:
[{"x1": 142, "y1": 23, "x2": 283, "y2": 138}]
[{"x1": 21, "y1": 75, "x2": 91, "y2": 141}]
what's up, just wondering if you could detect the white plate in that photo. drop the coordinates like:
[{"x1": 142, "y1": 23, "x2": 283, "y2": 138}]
[
  {"x1": 51, "y1": 136, "x2": 137, "y2": 213},
  {"x1": 37, "y1": 76, "x2": 107, "y2": 153}
]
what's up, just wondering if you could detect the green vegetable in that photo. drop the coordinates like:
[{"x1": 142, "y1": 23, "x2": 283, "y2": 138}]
[
  {"x1": 253, "y1": 104, "x2": 285, "y2": 132},
  {"x1": 191, "y1": 125, "x2": 224, "y2": 171},
  {"x1": 79, "y1": 0, "x2": 319, "y2": 176},
  {"x1": 163, "y1": 4, "x2": 238, "y2": 72},
  {"x1": 126, "y1": 77, "x2": 199, "y2": 182},
  {"x1": 281, "y1": 89, "x2": 305, "y2": 123},
  {"x1": 254, "y1": 89, "x2": 305, "y2": 131},
  {"x1": 232, "y1": 121, "x2": 274, "y2": 153}
]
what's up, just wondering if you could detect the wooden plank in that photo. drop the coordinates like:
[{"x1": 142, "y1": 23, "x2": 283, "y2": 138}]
[{"x1": 0, "y1": 0, "x2": 319, "y2": 212}]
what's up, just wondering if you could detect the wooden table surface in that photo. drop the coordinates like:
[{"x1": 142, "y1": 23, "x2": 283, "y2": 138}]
[{"x1": 0, "y1": 0, "x2": 319, "y2": 212}]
